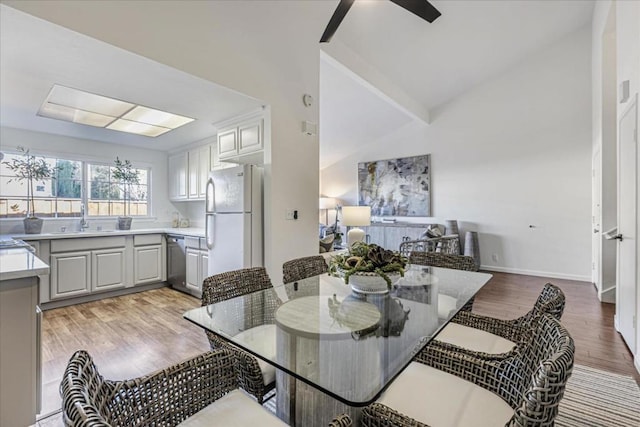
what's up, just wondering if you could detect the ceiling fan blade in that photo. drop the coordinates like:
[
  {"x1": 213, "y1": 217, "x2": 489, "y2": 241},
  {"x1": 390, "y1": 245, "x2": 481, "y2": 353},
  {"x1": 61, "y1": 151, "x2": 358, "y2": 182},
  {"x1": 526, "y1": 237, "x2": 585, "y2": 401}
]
[
  {"x1": 320, "y1": 0, "x2": 356, "y2": 43},
  {"x1": 389, "y1": 0, "x2": 441, "y2": 23}
]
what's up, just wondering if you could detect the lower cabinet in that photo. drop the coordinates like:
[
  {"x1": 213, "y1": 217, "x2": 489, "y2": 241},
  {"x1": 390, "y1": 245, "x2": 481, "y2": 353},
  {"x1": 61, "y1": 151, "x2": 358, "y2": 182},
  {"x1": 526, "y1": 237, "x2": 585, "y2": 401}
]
[
  {"x1": 47, "y1": 235, "x2": 166, "y2": 303},
  {"x1": 185, "y1": 237, "x2": 208, "y2": 296},
  {"x1": 93, "y1": 248, "x2": 126, "y2": 291},
  {"x1": 134, "y1": 245, "x2": 163, "y2": 285},
  {"x1": 50, "y1": 251, "x2": 92, "y2": 299}
]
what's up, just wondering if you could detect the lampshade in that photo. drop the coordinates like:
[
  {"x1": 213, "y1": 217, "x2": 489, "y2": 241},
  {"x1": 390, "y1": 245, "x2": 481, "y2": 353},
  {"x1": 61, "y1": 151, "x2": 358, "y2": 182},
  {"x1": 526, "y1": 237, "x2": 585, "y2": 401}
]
[
  {"x1": 319, "y1": 197, "x2": 337, "y2": 210},
  {"x1": 341, "y1": 206, "x2": 371, "y2": 226}
]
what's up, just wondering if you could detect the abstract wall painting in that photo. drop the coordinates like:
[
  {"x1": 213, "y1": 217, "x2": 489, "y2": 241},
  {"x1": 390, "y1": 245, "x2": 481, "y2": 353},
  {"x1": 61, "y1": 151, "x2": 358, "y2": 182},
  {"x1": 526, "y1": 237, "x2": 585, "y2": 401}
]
[{"x1": 358, "y1": 154, "x2": 430, "y2": 217}]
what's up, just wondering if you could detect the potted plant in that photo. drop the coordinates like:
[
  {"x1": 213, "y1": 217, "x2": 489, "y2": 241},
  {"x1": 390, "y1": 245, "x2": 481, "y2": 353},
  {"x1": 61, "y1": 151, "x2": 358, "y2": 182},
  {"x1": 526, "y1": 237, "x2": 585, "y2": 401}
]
[
  {"x1": 329, "y1": 241, "x2": 408, "y2": 293},
  {"x1": 2, "y1": 146, "x2": 59, "y2": 234},
  {"x1": 113, "y1": 157, "x2": 140, "y2": 230}
]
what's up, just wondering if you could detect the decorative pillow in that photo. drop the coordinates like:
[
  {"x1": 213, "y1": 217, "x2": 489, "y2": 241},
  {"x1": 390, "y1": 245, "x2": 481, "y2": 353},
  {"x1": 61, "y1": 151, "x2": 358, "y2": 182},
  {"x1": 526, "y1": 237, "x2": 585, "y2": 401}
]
[{"x1": 319, "y1": 234, "x2": 335, "y2": 253}]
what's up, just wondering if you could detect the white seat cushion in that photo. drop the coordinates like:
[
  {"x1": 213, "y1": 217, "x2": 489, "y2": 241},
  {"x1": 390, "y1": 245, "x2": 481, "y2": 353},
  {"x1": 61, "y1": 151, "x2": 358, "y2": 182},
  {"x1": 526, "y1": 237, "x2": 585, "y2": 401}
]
[
  {"x1": 233, "y1": 324, "x2": 276, "y2": 385},
  {"x1": 438, "y1": 294, "x2": 458, "y2": 319},
  {"x1": 377, "y1": 362, "x2": 513, "y2": 427},
  {"x1": 178, "y1": 389, "x2": 287, "y2": 427},
  {"x1": 436, "y1": 322, "x2": 516, "y2": 354}
]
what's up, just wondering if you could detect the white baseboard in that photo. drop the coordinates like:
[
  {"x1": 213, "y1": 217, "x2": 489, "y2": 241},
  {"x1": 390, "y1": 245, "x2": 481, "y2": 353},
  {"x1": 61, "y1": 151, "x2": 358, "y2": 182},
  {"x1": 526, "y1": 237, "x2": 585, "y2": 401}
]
[
  {"x1": 479, "y1": 265, "x2": 591, "y2": 282},
  {"x1": 599, "y1": 285, "x2": 616, "y2": 303},
  {"x1": 614, "y1": 314, "x2": 620, "y2": 332}
]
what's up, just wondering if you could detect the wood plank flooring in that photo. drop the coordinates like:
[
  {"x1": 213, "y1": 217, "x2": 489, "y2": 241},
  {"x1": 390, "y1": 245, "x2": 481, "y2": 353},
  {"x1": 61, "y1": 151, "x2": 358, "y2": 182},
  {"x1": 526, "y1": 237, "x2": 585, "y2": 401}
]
[{"x1": 38, "y1": 271, "x2": 639, "y2": 422}]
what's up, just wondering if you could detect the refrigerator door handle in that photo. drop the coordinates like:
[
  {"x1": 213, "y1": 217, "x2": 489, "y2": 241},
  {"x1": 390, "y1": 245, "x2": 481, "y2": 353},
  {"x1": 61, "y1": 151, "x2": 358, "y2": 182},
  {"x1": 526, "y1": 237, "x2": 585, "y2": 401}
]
[
  {"x1": 206, "y1": 214, "x2": 214, "y2": 249},
  {"x1": 205, "y1": 177, "x2": 215, "y2": 213}
]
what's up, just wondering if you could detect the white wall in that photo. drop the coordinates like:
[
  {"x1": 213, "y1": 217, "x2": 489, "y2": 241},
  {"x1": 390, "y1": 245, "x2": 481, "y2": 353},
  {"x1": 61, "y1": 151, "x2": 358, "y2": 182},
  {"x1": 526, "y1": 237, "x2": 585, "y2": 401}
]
[
  {"x1": 322, "y1": 26, "x2": 593, "y2": 281},
  {"x1": 0, "y1": 126, "x2": 174, "y2": 233}
]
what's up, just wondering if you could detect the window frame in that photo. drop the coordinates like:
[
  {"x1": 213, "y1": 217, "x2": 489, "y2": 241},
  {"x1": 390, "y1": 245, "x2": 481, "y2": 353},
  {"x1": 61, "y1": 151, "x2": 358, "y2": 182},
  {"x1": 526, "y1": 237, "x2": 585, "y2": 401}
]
[{"x1": 0, "y1": 149, "x2": 153, "y2": 220}]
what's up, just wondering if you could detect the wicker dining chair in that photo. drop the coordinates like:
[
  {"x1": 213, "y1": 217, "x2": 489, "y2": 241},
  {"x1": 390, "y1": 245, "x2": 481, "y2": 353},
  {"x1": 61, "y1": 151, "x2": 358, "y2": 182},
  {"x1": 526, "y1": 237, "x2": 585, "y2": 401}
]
[
  {"x1": 201, "y1": 266, "x2": 279, "y2": 403},
  {"x1": 436, "y1": 282, "x2": 566, "y2": 354},
  {"x1": 60, "y1": 348, "x2": 288, "y2": 427},
  {"x1": 283, "y1": 255, "x2": 329, "y2": 283},
  {"x1": 359, "y1": 313, "x2": 575, "y2": 426},
  {"x1": 409, "y1": 251, "x2": 478, "y2": 271},
  {"x1": 409, "y1": 251, "x2": 478, "y2": 314}
]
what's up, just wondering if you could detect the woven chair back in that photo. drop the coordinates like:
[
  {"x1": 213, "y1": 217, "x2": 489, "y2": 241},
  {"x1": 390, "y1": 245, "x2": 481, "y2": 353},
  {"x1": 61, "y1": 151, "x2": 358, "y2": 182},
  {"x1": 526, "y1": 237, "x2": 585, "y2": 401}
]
[
  {"x1": 522, "y1": 283, "x2": 565, "y2": 324},
  {"x1": 201, "y1": 267, "x2": 272, "y2": 306},
  {"x1": 283, "y1": 255, "x2": 328, "y2": 283},
  {"x1": 408, "y1": 252, "x2": 478, "y2": 271}
]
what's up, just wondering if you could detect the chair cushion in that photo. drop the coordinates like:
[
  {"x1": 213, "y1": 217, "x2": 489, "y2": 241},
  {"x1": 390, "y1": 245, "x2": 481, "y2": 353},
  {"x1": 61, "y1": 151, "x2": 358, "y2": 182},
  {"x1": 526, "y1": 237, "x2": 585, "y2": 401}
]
[
  {"x1": 436, "y1": 322, "x2": 516, "y2": 354},
  {"x1": 377, "y1": 362, "x2": 513, "y2": 427},
  {"x1": 438, "y1": 294, "x2": 458, "y2": 319},
  {"x1": 233, "y1": 324, "x2": 276, "y2": 385},
  {"x1": 178, "y1": 389, "x2": 287, "y2": 426}
]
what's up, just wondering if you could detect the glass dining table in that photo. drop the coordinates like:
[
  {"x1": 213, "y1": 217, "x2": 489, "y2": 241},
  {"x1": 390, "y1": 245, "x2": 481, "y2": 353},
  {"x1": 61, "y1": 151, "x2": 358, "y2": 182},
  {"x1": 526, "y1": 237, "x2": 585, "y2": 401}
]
[{"x1": 183, "y1": 265, "x2": 492, "y2": 426}]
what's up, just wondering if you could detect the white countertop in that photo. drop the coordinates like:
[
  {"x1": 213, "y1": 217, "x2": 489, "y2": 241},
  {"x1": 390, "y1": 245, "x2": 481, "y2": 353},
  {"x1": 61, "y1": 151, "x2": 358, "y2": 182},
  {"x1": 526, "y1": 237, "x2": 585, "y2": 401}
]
[
  {"x1": 5, "y1": 227, "x2": 206, "y2": 241},
  {"x1": 0, "y1": 248, "x2": 50, "y2": 281}
]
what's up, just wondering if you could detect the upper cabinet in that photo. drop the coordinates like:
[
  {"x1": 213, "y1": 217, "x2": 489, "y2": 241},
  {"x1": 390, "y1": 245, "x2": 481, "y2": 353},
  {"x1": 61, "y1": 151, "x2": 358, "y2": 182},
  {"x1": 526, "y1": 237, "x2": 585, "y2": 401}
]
[
  {"x1": 169, "y1": 110, "x2": 265, "y2": 202},
  {"x1": 217, "y1": 115, "x2": 264, "y2": 163},
  {"x1": 170, "y1": 143, "x2": 212, "y2": 202},
  {"x1": 168, "y1": 152, "x2": 188, "y2": 201}
]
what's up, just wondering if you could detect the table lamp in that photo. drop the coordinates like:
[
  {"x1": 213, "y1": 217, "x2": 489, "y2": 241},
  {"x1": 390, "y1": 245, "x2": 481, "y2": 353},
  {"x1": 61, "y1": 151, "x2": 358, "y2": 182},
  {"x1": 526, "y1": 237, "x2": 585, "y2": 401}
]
[
  {"x1": 319, "y1": 197, "x2": 337, "y2": 225},
  {"x1": 342, "y1": 206, "x2": 371, "y2": 247}
]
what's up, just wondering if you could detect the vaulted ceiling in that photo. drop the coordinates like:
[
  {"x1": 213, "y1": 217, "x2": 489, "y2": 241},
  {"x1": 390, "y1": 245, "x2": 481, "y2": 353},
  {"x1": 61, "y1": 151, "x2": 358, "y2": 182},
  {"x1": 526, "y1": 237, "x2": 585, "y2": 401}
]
[{"x1": 1, "y1": 1, "x2": 594, "y2": 159}]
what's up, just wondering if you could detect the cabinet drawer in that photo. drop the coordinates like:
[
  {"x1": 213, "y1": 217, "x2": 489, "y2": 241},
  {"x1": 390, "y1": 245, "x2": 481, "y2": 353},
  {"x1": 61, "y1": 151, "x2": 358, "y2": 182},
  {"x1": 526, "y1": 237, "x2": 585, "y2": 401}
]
[
  {"x1": 185, "y1": 236, "x2": 200, "y2": 249},
  {"x1": 134, "y1": 234, "x2": 162, "y2": 246},
  {"x1": 51, "y1": 236, "x2": 125, "y2": 253}
]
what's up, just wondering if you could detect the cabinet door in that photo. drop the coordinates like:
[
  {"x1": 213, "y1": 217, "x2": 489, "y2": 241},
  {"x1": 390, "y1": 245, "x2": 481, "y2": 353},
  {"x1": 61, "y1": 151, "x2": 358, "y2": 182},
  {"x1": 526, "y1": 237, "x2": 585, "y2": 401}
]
[
  {"x1": 198, "y1": 145, "x2": 211, "y2": 198},
  {"x1": 50, "y1": 251, "x2": 91, "y2": 300},
  {"x1": 199, "y1": 251, "x2": 209, "y2": 285},
  {"x1": 134, "y1": 245, "x2": 163, "y2": 285},
  {"x1": 188, "y1": 149, "x2": 199, "y2": 199},
  {"x1": 218, "y1": 128, "x2": 238, "y2": 159},
  {"x1": 238, "y1": 119, "x2": 263, "y2": 155},
  {"x1": 185, "y1": 247, "x2": 200, "y2": 292},
  {"x1": 92, "y1": 248, "x2": 126, "y2": 291},
  {"x1": 169, "y1": 153, "x2": 188, "y2": 200}
]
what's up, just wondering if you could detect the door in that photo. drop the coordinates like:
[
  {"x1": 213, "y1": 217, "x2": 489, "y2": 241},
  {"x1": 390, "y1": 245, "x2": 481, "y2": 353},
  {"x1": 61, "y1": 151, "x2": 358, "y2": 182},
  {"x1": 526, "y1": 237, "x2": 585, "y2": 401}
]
[
  {"x1": 616, "y1": 94, "x2": 638, "y2": 350},
  {"x1": 50, "y1": 251, "x2": 91, "y2": 299},
  {"x1": 134, "y1": 245, "x2": 163, "y2": 285},
  {"x1": 186, "y1": 247, "x2": 200, "y2": 292},
  {"x1": 592, "y1": 148, "x2": 602, "y2": 286},
  {"x1": 92, "y1": 248, "x2": 126, "y2": 291},
  {"x1": 208, "y1": 212, "x2": 247, "y2": 275}
]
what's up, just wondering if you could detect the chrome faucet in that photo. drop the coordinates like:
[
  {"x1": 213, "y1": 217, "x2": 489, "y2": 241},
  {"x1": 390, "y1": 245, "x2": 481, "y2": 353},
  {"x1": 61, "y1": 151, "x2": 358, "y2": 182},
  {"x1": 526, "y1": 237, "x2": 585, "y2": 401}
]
[{"x1": 80, "y1": 204, "x2": 89, "y2": 230}]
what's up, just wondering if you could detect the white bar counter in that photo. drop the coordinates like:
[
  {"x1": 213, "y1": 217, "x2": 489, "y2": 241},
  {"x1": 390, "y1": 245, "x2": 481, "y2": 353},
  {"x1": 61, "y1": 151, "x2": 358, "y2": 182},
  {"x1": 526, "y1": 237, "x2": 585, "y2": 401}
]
[{"x1": 0, "y1": 247, "x2": 50, "y2": 281}]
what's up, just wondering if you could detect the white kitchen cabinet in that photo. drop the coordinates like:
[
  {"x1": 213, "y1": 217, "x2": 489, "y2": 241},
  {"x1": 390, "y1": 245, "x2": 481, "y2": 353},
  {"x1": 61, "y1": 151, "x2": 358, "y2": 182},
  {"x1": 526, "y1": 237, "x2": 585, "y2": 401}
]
[
  {"x1": 185, "y1": 247, "x2": 201, "y2": 293},
  {"x1": 238, "y1": 118, "x2": 263, "y2": 155},
  {"x1": 92, "y1": 248, "x2": 126, "y2": 291},
  {"x1": 218, "y1": 117, "x2": 264, "y2": 161},
  {"x1": 217, "y1": 128, "x2": 239, "y2": 160},
  {"x1": 169, "y1": 152, "x2": 188, "y2": 201},
  {"x1": 185, "y1": 237, "x2": 208, "y2": 296},
  {"x1": 134, "y1": 245, "x2": 163, "y2": 285},
  {"x1": 50, "y1": 251, "x2": 92, "y2": 299},
  {"x1": 187, "y1": 145, "x2": 211, "y2": 200}
]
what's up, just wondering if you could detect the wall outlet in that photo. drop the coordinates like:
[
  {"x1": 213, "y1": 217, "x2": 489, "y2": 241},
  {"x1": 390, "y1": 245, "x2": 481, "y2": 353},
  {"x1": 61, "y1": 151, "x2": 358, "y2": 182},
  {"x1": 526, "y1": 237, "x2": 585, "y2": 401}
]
[
  {"x1": 285, "y1": 209, "x2": 298, "y2": 220},
  {"x1": 491, "y1": 253, "x2": 499, "y2": 262}
]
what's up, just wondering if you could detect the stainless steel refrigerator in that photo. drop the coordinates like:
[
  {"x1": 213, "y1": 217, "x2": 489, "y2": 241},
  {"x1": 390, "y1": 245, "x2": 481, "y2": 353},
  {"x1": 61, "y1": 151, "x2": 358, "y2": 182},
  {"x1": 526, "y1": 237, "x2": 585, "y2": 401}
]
[{"x1": 205, "y1": 164, "x2": 263, "y2": 275}]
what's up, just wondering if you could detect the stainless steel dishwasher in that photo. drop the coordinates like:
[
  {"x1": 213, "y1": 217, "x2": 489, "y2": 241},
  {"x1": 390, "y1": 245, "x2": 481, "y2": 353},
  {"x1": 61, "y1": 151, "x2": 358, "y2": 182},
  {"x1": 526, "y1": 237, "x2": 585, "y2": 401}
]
[{"x1": 166, "y1": 234, "x2": 187, "y2": 293}]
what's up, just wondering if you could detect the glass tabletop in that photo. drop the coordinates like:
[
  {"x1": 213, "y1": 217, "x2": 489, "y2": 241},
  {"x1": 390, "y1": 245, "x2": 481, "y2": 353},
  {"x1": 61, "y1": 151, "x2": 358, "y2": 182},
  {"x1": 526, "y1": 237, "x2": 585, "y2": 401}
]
[{"x1": 183, "y1": 265, "x2": 492, "y2": 406}]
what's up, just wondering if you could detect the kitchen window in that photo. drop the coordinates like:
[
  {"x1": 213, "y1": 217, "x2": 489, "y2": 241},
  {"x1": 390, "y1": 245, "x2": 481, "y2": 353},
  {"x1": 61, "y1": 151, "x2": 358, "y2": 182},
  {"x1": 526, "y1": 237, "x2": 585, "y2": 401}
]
[
  {"x1": 0, "y1": 152, "x2": 150, "y2": 218},
  {"x1": 0, "y1": 154, "x2": 82, "y2": 218},
  {"x1": 87, "y1": 163, "x2": 149, "y2": 217}
]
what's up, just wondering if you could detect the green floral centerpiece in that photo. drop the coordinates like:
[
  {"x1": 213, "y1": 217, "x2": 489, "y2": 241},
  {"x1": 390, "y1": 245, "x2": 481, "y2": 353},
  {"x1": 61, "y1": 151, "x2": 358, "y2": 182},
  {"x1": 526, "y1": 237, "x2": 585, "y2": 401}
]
[{"x1": 329, "y1": 242, "x2": 408, "y2": 292}]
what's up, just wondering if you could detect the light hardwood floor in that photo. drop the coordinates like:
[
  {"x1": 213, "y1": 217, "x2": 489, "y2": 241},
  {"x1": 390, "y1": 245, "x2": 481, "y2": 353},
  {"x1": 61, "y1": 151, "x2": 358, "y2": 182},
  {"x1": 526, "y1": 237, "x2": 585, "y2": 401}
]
[{"x1": 38, "y1": 271, "x2": 639, "y2": 424}]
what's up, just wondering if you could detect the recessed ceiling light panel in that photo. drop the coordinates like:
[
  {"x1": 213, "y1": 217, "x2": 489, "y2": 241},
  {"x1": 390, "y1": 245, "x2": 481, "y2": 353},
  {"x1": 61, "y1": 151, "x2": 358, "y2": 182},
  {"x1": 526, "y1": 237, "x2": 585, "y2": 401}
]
[
  {"x1": 106, "y1": 118, "x2": 172, "y2": 137},
  {"x1": 37, "y1": 84, "x2": 195, "y2": 137},
  {"x1": 122, "y1": 105, "x2": 194, "y2": 129}
]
